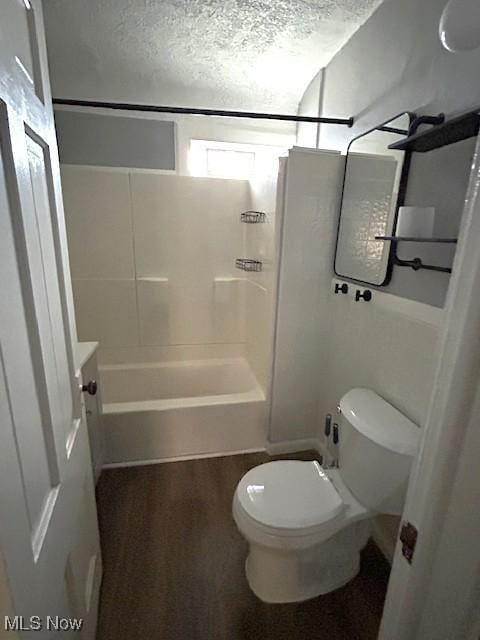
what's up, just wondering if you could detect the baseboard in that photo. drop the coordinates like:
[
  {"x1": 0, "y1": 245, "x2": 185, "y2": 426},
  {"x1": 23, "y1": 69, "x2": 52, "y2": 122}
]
[
  {"x1": 102, "y1": 446, "x2": 266, "y2": 469},
  {"x1": 266, "y1": 438, "x2": 323, "y2": 456},
  {"x1": 104, "y1": 438, "x2": 325, "y2": 469},
  {"x1": 104, "y1": 439, "x2": 323, "y2": 468}
]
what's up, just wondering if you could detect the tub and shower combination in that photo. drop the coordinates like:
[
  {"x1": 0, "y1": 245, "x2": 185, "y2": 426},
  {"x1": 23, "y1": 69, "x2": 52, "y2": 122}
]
[
  {"x1": 63, "y1": 167, "x2": 279, "y2": 466},
  {"x1": 101, "y1": 357, "x2": 267, "y2": 465}
]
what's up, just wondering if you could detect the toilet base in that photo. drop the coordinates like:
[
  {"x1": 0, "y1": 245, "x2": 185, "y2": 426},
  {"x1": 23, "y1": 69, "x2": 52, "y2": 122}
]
[{"x1": 244, "y1": 521, "x2": 370, "y2": 603}]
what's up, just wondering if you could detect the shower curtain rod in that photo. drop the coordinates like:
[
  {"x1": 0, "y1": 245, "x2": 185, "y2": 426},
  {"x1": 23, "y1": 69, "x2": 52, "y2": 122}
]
[{"x1": 52, "y1": 98, "x2": 354, "y2": 127}]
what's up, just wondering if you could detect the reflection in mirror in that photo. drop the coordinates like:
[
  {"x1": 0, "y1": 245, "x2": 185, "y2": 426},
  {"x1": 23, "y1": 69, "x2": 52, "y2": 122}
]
[{"x1": 335, "y1": 113, "x2": 412, "y2": 286}]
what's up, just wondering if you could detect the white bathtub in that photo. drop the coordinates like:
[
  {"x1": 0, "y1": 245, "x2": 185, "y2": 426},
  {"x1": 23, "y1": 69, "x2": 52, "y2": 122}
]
[{"x1": 100, "y1": 358, "x2": 267, "y2": 464}]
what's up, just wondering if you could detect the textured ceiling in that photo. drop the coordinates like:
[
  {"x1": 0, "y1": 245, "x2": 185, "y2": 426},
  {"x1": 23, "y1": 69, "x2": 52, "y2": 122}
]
[{"x1": 43, "y1": 0, "x2": 383, "y2": 113}]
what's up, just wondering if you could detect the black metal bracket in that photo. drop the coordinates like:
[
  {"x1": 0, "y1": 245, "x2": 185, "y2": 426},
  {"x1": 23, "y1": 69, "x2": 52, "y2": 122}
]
[
  {"x1": 355, "y1": 289, "x2": 372, "y2": 302},
  {"x1": 390, "y1": 108, "x2": 480, "y2": 153},
  {"x1": 393, "y1": 255, "x2": 452, "y2": 274},
  {"x1": 387, "y1": 112, "x2": 454, "y2": 275},
  {"x1": 408, "y1": 113, "x2": 445, "y2": 136},
  {"x1": 334, "y1": 283, "x2": 349, "y2": 294},
  {"x1": 374, "y1": 237, "x2": 456, "y2": 273},
  {"x1": 332, "y1": 424, "x2": 339, "y2": 445},
  {"x1": 324, "y1": 414, "x2": 332, "y2": 437}
]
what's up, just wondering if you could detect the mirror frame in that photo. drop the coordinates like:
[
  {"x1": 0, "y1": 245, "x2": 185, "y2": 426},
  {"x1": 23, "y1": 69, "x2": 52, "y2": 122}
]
[{"x1": 334, "y1": 112, "x2": 417, "y2": 287}]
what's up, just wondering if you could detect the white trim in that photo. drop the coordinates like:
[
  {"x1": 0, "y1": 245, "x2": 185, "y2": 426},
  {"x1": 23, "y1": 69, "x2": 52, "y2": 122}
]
[
  {"x1": 372, "y1": 289, "x2": 443, "y2": 327},
  {"x1": 316, "y1": 68, "x2": 326, "y2": 149},
  {"x1": 291, "y1": 145, "x2": 340, "y2": 156},
  {"x1": 14, "y1": 55, "x2": 34, "y2": 85},
  {"x1": 136, "y1": 276, "x2": 169, "y2": 283},
  {"x1": 99, "y1": 356, "x2": 246, "y2": 371},
  {"x1": 267, "y1": 158, "x2": 287, "y2": 442},
  {"x1": 105, "y1": 438, "x2": 325, "y2": 468},
  {"x1": 60, "y1": 163, "x2": 176, "y2": 176},
  {"x1": 214, "y1": 277, "x2": 243, "y2": 283},
  {"x1": 266, "y1": 438, "x2": 322, "y2": 455},
  {"x1": 102, "y1": 447, "x2": 266, "y2": 469},
  {"x1": 332, "y1": 278, "x2": 443, "y2": 327}
]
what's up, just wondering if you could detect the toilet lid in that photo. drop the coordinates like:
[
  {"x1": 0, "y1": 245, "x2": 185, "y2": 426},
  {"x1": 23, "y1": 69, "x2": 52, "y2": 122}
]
[{"x1": 236, "y1": 461, "x2": 343, "y2": 530}]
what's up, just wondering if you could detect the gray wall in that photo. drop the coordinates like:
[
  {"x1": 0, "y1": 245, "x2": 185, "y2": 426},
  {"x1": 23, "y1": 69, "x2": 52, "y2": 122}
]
[
  {"x1": 300, "y1": 0, "x2": 480, "y2": 306},
  {"x1": 55, "y1": 110, "x2": 176, "y2": 170}
]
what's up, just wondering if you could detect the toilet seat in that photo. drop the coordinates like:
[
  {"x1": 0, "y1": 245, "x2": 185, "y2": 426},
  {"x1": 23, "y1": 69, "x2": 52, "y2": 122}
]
[{"x1": 234, "y1": 461, "x2": 344, "y2": 539}]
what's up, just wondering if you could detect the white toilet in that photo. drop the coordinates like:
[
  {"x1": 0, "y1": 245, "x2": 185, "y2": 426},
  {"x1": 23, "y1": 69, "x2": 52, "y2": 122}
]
[{"x1": 232, "y1": 388, "x2": 419, "y2": 603}]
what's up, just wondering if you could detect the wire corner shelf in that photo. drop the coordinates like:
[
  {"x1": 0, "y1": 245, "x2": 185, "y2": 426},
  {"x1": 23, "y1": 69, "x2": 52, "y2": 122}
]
[
  {"x1": 240, "y1": 211, "x2": 267, "y2": 224},
  {"x1": 235, "y1": 258, "x2": 262, "y2": 272}
]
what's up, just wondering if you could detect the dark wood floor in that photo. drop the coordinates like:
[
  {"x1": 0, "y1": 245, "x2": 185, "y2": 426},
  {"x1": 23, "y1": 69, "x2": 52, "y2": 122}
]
[{"x1": 96, "y1": 451, "x2": 390, "y2": 640}]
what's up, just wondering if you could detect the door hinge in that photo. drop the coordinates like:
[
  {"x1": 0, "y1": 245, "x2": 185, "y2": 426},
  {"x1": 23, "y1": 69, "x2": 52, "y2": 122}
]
[{"x1": 399, "y1": 521, "x2": 418, "y2": 564}]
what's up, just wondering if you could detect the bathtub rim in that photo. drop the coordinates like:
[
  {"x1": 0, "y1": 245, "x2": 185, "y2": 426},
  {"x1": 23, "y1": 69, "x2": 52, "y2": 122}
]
[
  {"x1": 99, "y1": 355, "x2": 253, "y2": 372},
  {"x1": 99, "y1": 356, "x2": 265, "y2": 413},
  {"x1": 103, "y1": 387, "x2": 265, "y2": 414}
]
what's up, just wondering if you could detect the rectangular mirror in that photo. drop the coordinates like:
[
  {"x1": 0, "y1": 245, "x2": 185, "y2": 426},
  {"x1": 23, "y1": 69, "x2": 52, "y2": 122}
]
[{"x1": 334, "y1": 112, "x2": 413, "y2": 286}]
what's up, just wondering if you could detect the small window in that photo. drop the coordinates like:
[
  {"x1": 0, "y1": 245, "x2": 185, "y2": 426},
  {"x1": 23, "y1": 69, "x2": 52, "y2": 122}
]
[
  {"x1": 189, "y1": 139, "x2": 287, "y2": 180},
  {"x1": 205, "y1": 148, "x2": 255, "y2": 179}
]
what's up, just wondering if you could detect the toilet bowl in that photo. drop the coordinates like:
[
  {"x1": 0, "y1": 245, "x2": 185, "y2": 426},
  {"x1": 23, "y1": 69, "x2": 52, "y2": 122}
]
[
  {"x1": 233, "y1": 388, "x2": 419, "y2": 603},
  {"x1": 233, "y1": 461, "x2": 370, "y2": 602}
]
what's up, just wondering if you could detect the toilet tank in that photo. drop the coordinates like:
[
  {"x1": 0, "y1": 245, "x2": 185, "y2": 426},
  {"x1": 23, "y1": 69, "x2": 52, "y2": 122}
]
[{"x1": 337, "y1": 388, "x2": 419, "y2": 515}]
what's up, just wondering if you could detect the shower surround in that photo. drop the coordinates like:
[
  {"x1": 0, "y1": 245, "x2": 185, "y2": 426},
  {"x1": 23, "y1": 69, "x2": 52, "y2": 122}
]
[{"x1": 62, "y1": 166, "x2": 278, "y2": 463}]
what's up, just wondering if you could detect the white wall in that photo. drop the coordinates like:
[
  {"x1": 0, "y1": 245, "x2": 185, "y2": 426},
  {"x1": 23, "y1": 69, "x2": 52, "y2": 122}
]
[
  {"x1": 296, "y1": 70, "x2": 323, "y2": 149},
  {"x1": 319, "y1": 0, "x2": 480, "y2": 151},
  {"x1": 320, "y1": 286, "x2": 442, "y2": 558},
  {"x1": 290, "y1": 0, "x2": 476, "y2": 447},
  {"x1": 320, "y1": 291, "x2": 441, "y2": 428},
  {"x1": 297, "y1": 0, "x2": 480, "y2": 307},
  {"x1": 269, "y1": 147, "x2": 441, "y2": 447},
  {"x1": 289, "y1": 0, "x2": 478, "y2": 446},
  {"x1": 268, "y1": 145, "x2": 443, "y2": 557},
  {"x1": 292, "y1": 0, "x2": 480, "y2": 551},
  {"x1": 269, "y1": 148, "x2": 344, "y2": 444},
  {"x1": 62, "y1": 166, "x2": 250, "y2": 363}
]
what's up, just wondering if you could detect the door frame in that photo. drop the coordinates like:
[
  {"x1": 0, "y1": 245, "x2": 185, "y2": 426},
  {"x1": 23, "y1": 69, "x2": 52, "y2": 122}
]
[{"x1": 379, "y1": 134, "x2": 480, "y2": 639}]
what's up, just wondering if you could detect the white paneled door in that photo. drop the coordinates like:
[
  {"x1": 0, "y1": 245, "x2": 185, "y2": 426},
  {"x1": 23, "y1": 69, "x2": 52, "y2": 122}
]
[{"x1": 0, "y1": 2, "x2": 101, "y2": 638}]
